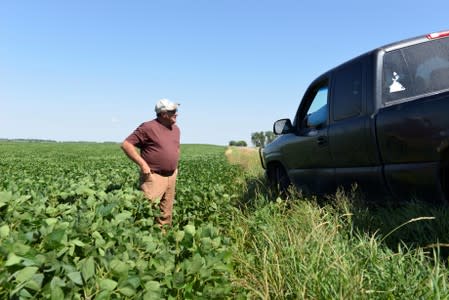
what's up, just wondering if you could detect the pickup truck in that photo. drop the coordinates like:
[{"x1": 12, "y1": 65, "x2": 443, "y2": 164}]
[{"x1": 260, "y1": 30, "x2": 449, "y2": 202}]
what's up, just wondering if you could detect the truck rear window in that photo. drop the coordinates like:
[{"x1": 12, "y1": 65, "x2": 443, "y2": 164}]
[{"x1": 382, "y1": 37, "x2": 449, "y2": 103}]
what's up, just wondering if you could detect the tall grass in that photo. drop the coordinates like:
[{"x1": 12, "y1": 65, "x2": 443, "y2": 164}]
[
  {"x1": 225, "y1": 146, "x2": 263, "y2": 178},
  {"x1": 227, "y1": 147, "x2": 449, "y2": 299}
]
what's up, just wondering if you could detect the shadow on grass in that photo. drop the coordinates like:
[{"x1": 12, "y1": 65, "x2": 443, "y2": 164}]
[
  {"x1": 239, "y1": 175, "x2": 449, "y2": 260},
  {"x1": 348, "y1": 195, "x2": 449, "y2": 260}
]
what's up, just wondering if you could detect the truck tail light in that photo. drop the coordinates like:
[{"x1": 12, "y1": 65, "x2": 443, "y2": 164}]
[{"x1": 426, "y1": 30, "x2": 449, "y2": 39}]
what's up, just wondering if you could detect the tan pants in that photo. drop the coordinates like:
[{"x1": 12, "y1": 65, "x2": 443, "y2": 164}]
[{"x1": 140, "y1": 169, "x2": 178, "y2": 226}]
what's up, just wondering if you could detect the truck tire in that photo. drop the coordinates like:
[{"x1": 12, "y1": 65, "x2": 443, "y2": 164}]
[{"x1": 268, "y1": 164, "x2": 291, "y2": 198}]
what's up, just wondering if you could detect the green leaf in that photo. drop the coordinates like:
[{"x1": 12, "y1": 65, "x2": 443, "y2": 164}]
[
  {"x1": 96, "y1": 290, "x2": 112, "y2": 300},
  {"x1": 142, "y1": 237, "x2": 157, "y2": 252},
  {"x1": 0, "y1": 191, "x2": 12, "y2": 203},
  {"x1": 51, "y1": 286, "x2": 64, "y2": 300},
  {"x1": 173, "y1": 271, "x2": 184, "y2": 289},
  {"x1": 174, "y1": 230, "x2": 185, "y2": 242},
  {"x1": 99, "y1": 278, "x2": 117, "y2": 291},
  {"x1": 210, "y1": 201, "x2": 218, "y2": 210},
  {"x1": 0, "y1": 224, "x2": 9, "y2": 238},
  {"x1": 25, "y1": 273, "x2": 44, "y2": 291},
  {"x1": 71, "y1": 239, "x2": 86, "y2": 247},
  {"x1": 126, "y1": 276, "x2": 141, "y2": 289},
  {"x1": 17, "y1": 288, "x2": 32, "y2": 298},
  {"x1": 92, "y1": 231, "x2": 103, "y2": 240},
  {"x1": 67, "y1": 271, "x2": 83, "y2": 285},
  {"x1": 187, "y1": 254, "x2": 204, "y2": 275},
  {"x1": 135, "y1": 259, "x2": 148, "y2": 271},
  {"x1": 81, "y1": 256, "x2": 95, "y2": 281},
  {"x1": 96, "y1": 203, "x2": 115, "y2": 217},
  {"x1": 144, "y1": 280, "x2": 160, "y2": 291},
  {"x1": 92, "y1": 231, "x2": 105, "y2": 246},
  {"x1": 119, "y1": 286, "x2": 135, "y2": 297},
  {"x1": 15, "y1": 266, "x2": 38, "y2": 283},
  {"x1": 25, "y1": 254, "x2": 46, "y2": 267},
  {"x1": 45, "y1": 217, "x2": 58, "y2": 226},
  {"x1": 115, "y1": 211, "x2": 132, "y2": 222},
  {"x1": 57, "y1": 246, "x2": 68, "y2": 257},
  {"x1": 110, "y1": 259, "x2": 128, "y2": 275},
  {"x1": 184, "y1": 224, "x2": 196, "y2": 236},
  {"x1": 50, "y1": 276, "x2": 66, "y2": 288},
  {"x1": 46, "y1": 228, "x2": 67, "y2": 247},
  {"x1": 144, "y1": 291, "x2": 161, "y2": 300},
  {"x1": 12, "y1": 242, "x2": 31, "y2": 255},
  {"x1": 5, "y1": 253, "x2": 22, "y2": 266}
]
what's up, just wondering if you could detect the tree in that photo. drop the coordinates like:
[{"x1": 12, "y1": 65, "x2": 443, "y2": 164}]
[
  {"x1": 265, "y1": 131, "x2": 276, "y2": 144},
  {"x1": 228, "y1": 140, "x2": 247, "y2": 147},
  {"x1": 251, "y1": 131, "x2": 265, "y2": 147},
  {"x1": 251, "y1": 131, "x2": 275, "y2": 147},
  {"x1": 236, "y1": 140, "x2": 247, "y2": 146}
]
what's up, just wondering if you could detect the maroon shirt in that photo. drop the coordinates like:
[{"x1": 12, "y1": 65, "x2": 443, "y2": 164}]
[{"x1": 125, "y1": 119, "x2": 180, "y2": 171}]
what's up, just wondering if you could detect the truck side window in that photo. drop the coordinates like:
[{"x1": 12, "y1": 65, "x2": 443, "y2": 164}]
[
  {"x1": 332, "y1": 62, "x2": 363, "y2": 121},
  {"x1": 382, "y1": 51, "x2": 411, "y2": 102},
  {"x1": 306, "y1": 86, "x2": 328, "y2": 127},
  {"x1": 383, "y1": 37, "x2": 449, "y2": 103}
]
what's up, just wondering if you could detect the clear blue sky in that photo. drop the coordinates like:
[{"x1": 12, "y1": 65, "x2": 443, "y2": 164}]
[{"x1": 1, "y1": 1, "x2": 448, "y2": 146}]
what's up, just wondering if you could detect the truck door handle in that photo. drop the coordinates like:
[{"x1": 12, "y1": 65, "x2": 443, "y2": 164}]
[{"x1": 317, "y1": 136, "x2": 327, "y2": 146}]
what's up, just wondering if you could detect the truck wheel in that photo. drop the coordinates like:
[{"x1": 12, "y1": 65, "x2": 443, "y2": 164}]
[{"x1": 268, "y1": 165, "x2": 291, "y2": 197}]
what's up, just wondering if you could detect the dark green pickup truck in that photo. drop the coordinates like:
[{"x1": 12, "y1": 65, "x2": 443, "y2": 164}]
[{"x1": 260, "y1": 30, "x2": 449, "y2": 202}]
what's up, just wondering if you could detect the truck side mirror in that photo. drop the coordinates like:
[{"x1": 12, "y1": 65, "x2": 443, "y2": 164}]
[{"x1": 273, "y1": 119, "x2": 293, "y2": 135}]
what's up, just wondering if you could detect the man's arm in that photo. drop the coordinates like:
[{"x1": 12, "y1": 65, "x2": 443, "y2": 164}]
[{"x1": 121, "y1": 140, "x2": 151, "y2": 174}]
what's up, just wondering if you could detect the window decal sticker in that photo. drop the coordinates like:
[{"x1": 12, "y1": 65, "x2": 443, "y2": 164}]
[{"x1": 389, "y1": 72, "x2": 406, "y2": 93}]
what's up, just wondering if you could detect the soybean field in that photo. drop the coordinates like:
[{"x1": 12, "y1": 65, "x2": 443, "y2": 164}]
[
  {"x1": 0, "y1": 142, "x2": 244, "y2": 299},
  {"x1": 2, "y1": 141, "x2": 449, "y2": 299}
]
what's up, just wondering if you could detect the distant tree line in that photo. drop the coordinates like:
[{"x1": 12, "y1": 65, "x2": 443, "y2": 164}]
[
  {"x1": 228, "y1": 140, "x2": 247, "y2": 147},
  {"x1": 0, "y1": 139, "x2": 119, "y2": 144},
  {"x1": 0, "y1": 138, "x2": 58, "y2": 143},
  {"x1": 228, "y1": 131, "x2": 276, "y2": 148}
]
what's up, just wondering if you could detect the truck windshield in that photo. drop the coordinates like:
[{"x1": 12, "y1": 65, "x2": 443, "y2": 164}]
[{"x1": 382, "y1": 37, "x2": 449, "y2": 103}]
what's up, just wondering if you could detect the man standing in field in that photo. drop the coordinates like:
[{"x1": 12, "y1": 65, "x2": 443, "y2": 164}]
[{"x1": 121, "y1": 98, "x2": 181, "y2": 228}]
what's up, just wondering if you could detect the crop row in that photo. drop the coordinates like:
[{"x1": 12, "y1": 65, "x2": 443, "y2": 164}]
[{"x1": 0, "y1": 142, "x2": 246, "y2": 299}]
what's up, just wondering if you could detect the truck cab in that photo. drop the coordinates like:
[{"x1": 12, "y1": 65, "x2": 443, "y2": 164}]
[{"x1": 261, "y1": 30, "x2": 449, "y2": 202}]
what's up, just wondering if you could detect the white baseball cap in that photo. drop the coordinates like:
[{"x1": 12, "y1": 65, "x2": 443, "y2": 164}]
[{"x1": 155, "y1": 98, "x2": 180, "y2": 113}]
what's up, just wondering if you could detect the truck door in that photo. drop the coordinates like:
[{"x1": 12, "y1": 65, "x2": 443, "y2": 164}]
[
  {"x1": 328, "y1": 58, "x2": 386, "y2": 197},
  {"x1": 281, "y1": 78, "x2": 335, "y2": 194}
]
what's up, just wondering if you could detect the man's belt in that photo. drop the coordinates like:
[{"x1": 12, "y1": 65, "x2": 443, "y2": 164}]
[{"x1": 151, "y1": 169, "x2": 175, "y2": 176}]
